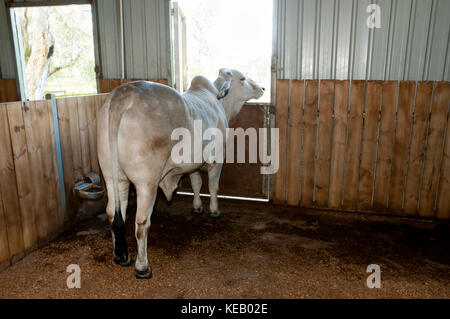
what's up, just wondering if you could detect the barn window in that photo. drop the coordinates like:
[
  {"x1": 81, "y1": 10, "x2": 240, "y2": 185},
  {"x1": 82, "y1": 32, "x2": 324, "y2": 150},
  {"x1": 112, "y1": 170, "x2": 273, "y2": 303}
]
[
  {"x1": 173, "y1": 0, "x2": 273, "y2": 103},
  {"x1": 10, "y1": 4, "x2": 97, "y2": 100}
]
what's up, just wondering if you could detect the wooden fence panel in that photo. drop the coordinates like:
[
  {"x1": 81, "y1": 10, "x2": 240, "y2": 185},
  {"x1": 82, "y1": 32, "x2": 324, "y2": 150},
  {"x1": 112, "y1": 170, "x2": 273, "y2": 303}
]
[
  {"x1": 358, "y1": 81, "x2": 382, "y2": 210},
  {"x1": 373, "y1": 82, "x2": 398, "y2": 210},
  {"x1": 286, "y1": 80, "x2": 303, "y2": 206},
  {"x1": 343, "y1": 81, "x2": 365, "y2": 209},
  {"x1": 0, "y1": 193, "x2": 10, "y2": 269},
  {"x1": 436, "y1": 85, "x2": 450, "y2": 219},
  {"x1": 0, "y1": 104, "x2": 24, "y2": 260},
  {"x1": 389, "y1": 82, "x2": 415, "y2": 212},
  {"x1": 403, "y1": 82, "x2": 433, "y2": 214},
  {"x1": 77, "y1": 96, "x2": 92, "y2": 176},
  {"x1": 301, "y1": 80, "x2": 318, "y2": 206},
  {"x1": 23, "y1": 101, "x2": 49, "y2": 241},
  {"x1": 273, "y1": 80, "x2": 289, "y2": 203},
  {"x1": 328, "y1": 81, "x2": 349, "y2": 208},
  {"x1": 315, "y1": 80, "x2": 334, "y2": 207},
  {"x1": 419, "y1": 82, "x2": 450, "y2": 217},
  {"x1": 6, "y1": 102, "x2": 37, "y2": 251}
]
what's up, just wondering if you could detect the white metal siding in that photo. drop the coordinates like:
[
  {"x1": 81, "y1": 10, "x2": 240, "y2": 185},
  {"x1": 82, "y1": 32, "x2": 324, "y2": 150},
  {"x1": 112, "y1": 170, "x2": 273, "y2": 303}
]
[{"x1": 275, "y1": 0, "x2": 450, "y2": 81}]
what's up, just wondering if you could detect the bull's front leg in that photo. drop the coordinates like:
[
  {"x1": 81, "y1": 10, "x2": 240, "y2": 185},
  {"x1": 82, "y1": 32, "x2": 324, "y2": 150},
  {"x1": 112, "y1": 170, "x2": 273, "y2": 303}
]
[
  {"x1": 189, "y1": 171, "x2": 203, "y2": 214},
  {"x1": 208, "y1": 163, "x2": 223, "y2": 218}
]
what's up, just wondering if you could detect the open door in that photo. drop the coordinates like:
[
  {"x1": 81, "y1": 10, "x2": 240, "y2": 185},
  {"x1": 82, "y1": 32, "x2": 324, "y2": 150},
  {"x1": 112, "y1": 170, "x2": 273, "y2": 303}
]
[
  {"x1": 171, "y1": 1, "x2": 187, "y2": 92},
  {"x1": 170, "y1": 0, "x2": 272, "y2": 200}
]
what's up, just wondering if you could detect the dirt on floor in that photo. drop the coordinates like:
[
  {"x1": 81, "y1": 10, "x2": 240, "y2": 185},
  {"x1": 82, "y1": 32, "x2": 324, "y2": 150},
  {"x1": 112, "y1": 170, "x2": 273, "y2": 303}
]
[{"x1": 0, "y1": 194, "x2": 449, "y2": 298}]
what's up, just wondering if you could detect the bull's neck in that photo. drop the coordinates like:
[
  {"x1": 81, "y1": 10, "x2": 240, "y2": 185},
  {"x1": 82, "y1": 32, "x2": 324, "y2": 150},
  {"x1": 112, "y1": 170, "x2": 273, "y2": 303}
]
[{"x1": 219, "y1": 98, "x2": 245, "y2": 122}]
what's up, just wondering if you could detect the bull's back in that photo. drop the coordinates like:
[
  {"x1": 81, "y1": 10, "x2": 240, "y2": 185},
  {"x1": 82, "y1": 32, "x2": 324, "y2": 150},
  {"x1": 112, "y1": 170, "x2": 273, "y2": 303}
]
[{"x1": 98, "y1": 81, "x2": 187, "y2": 184}]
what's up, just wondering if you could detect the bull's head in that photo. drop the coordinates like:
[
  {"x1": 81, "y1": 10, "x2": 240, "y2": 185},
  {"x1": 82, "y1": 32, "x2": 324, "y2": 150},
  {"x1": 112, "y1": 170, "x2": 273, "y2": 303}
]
[
  {"x1": 214, "y1": 68, "x2": 265, "y2": 120},
  {"x1": 215, "y1": 68, "x2": 265, "y2": 101}
]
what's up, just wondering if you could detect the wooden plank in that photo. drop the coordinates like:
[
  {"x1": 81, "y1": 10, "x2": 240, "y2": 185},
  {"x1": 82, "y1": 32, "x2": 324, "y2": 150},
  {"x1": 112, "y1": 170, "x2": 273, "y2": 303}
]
[
  {"x1": 6, "y1": 102, "x2": 37, "y2": 251},
  {"x1": 358, "y1": 81, "x2": 382, "y2": 210},
  {"x1": 343, "y1": 81, "x2": 365, "y2": 209},
  {"x1": 56, "y1": 98, "x2": 75, "y2": 201},
  {"x1": 0, "y1": 190, "x2": 11, "y2": 269},
  {"x1": 5, "y1": 79, "x2": 18, "y2": 102},
  {"x1": 286, "y1": 80, "x2": 303, "y2": 206},
  {"x1": 22, "y1": 101, "x2": 49, "y2": 241},
  {"x1": 436, "y1": 84, "x2": 450, "y2": 218},
  {"x1": 315, "y1": 80, "x2": 334, "y2": 207},
  {"x1": 301, "y1": 80, "x2": 318, "y2": 206},
  {"x1": 273, "y1": 80, "x2": 290, "y2": 204},
  {"x1": 419, "y1": 82, "x2": 450, "y2": 217},
  {"x1": 373, "y1": 82, "x2": 398, "y2": 210},
  {"x1": 0, "y1": 79, "x2": 18, "y2": 102},
  {"x1": 0, "y1": 104, "x2": 24, "y2": 260},
  {"x1": 403, "y1": 82, "x2": 433, "y2": 214},
  {"x1": 329, "y1": 81, "x2": 349, "y2": 208},
  {"x1": 389, "y1": 81, "x2": 415, "y2": 212},
  {"x1": 67, "y1": 97, "x2": 83, "y2": 182},
  {"x1": 98, "y1": 79, "x2": 111, "y2": 93},
  {"x1": 87, "y1": 95, "x2": 100, "y2": 174},
  {"x1": 77, "y1": 96, "x2": 92, "y2": 176},
  {"x1": 36, "y1": 100, "x2": 60, "y2": 233},
  {"x1": 111, "y1": 79, "x2": 121, "y2": 91}
]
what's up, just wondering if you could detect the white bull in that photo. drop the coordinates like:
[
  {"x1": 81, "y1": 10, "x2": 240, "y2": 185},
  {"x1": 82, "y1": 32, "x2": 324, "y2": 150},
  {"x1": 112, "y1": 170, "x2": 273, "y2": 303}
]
[{"x1": 97, "y1": 68, "x2": 264, "y2": 278}]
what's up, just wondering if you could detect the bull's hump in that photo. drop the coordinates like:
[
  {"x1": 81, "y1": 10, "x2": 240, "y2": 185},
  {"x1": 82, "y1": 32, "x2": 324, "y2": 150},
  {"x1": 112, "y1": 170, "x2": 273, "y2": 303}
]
[{"x1": 188, "y1": 76, "x2": 218, "y2": 95}]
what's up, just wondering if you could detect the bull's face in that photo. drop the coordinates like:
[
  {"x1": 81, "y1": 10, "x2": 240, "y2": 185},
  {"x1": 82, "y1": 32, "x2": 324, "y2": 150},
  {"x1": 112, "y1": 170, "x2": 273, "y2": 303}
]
[{"x1": 216, "y1": 68, "x2": 265, "y2": 102}]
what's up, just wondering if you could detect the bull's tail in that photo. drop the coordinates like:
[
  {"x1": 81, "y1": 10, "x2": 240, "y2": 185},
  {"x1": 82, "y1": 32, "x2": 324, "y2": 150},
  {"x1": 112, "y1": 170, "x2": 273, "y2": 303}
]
[
  {"x1": 107, "y1": 95, "x2": 133, "y2": 265},
  {"x1": 108, "y1": 97, "x2": 131, "y2": 218}
]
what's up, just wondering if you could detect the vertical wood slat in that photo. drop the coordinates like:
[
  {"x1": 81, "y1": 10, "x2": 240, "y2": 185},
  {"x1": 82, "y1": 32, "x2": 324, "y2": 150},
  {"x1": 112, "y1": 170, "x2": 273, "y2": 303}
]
[
  {"x1": 436, "y1": 83, "x2": 450, "y2": 218},
  {"x1": 0, "y1": 79, "x2": 18, "y2": 103},
  {"x1": 403, "y1": 82, "x2": 434, "y2": 214},
  {"x1": 343, "y1": 81, "x2": 365, "y2": 209},
  {"x1": 328, "y1": 81, "x2": 350, "y2": 208},
  {"x1": 0, "y1": 191, "x2": 10, "y2": 270},
  {"x1": 286, "y1": 80, "x2": 303, "y2": 206},
  {"x1": 77, "y1": 96, "x2": 92, "y2": 176},
  {"x1": 358, "y1": 81, "x2": 382, "y2": 210},
  {"x1": 22, "y1": 101, "x2": 49, "y2": 241},
  {"x1": 389, "y1": 81, "x2": 415, "y2": 212},
  {"x1": 315, "y1": 80, "x2": 334, "y2": 207},
  {"x1": 6, "y1": 102, "x2": 37, "y2": 251},
  {"x1": 373, "y1": 81, "x2": 398, "y2": 210},
  {"x1": 273, "y1": 80, "x2": 290, "y2": 204},
  {"x1": 36, "y1": 100, "x2": 61, "y2": 232},
  {"x1": 419, "y1": 82, "x2": 450, "y2": 217},
  {"x1": 301, "y1": 80, "x2": 318, "y2": 206},
  {"x1": 0, "y1": 104, "x2": 23, "y2": 264}
]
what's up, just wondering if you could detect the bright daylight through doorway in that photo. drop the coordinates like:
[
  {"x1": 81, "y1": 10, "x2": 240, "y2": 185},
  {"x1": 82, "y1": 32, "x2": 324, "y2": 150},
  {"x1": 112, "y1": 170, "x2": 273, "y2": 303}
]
[{"x1": 175, "y1": 0, "x2": 273, "y2": 103}]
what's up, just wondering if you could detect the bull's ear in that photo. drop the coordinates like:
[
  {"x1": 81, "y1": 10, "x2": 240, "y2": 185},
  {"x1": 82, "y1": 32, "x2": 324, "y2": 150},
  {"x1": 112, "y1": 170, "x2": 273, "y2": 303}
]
[
  {"x1": 217, "y1": 79, "x2": 231, "y2": 100},
  {"x1": 219, "y1": 68, "x2": 233, "y2": 80}
]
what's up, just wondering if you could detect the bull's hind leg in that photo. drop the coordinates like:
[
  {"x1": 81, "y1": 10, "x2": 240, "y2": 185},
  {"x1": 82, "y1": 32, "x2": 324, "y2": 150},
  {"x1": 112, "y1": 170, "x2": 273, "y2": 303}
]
[
  {"x1": 189, "y1": 171, "x2": 203, "y2": 214},
  {"x1": 134, "y1": 182, "x2": 158, "y2": 279},
  {"x1": 106, "y1": 178, "x2": 132, "y2": 267},
  {"x1": 208, "y1": 163, "x2": 223, "y2": 218}
]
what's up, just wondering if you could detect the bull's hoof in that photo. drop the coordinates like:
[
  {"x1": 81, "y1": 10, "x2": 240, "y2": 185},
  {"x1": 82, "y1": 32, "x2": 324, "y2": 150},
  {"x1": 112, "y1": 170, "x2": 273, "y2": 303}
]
[
  {"x1": 114, "y1": 254, "x2": 133, "y2": 267},
  {"x1": 135, "y1": 267, "x2": 152, "y2": 279},
  {"x1": 210, "y1": 211, "x2": 222, "y2": 218},
  {"x1": 192, "y1": 207, "x2": 204, "y2": 215}
]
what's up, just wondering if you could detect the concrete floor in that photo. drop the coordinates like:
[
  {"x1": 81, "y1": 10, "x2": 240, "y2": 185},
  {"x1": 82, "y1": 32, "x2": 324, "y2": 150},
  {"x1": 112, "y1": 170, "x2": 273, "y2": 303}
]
[{"x1": 0, "y1": 195, "x2": 449, "y2": 298}]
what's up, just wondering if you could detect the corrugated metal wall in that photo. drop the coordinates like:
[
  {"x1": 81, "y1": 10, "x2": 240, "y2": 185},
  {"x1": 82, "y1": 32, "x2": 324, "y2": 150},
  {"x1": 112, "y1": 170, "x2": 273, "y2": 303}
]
[
  {"x1": 275, "y1": 0, "x2": 450, "y2": 81},
  {"x1": 0, "y1": 0, "x2": 171, "y2": 81},
  {"x1": 95, "y1": 0, "x2": 171, "y2": 80}
]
